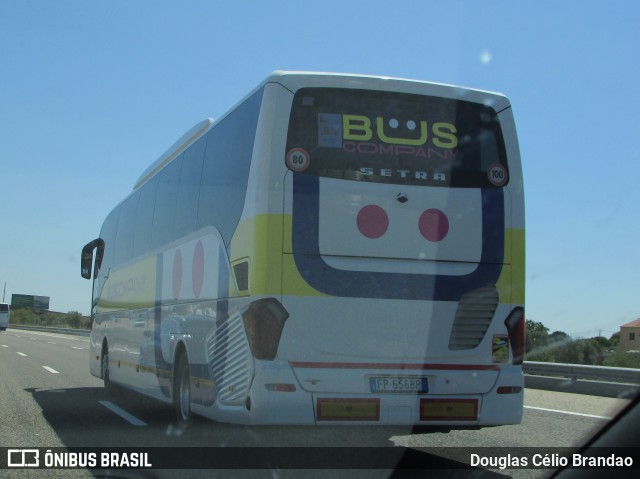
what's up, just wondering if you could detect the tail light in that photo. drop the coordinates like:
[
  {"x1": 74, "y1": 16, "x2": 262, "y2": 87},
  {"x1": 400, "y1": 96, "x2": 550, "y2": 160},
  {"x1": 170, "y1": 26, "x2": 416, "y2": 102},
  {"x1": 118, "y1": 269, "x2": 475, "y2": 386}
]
[
  {"x1": 497, "y1": 386, "x2": 523, "y2": 394},
  {"x1": 504, "y1": 307, "x2": 525, "y2": 365},
  {"x1": 242, "y1": 298, "x2": 289, "y2": 360}
]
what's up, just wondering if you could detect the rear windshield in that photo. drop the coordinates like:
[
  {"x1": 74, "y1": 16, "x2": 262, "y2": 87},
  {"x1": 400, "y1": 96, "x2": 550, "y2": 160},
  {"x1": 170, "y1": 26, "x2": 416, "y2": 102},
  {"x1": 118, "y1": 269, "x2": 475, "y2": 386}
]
[
  {"x1": 0, "y1": 304, "x2": 8, "y2": 312},
  {"x1": 286, "y1": 88, "x2": 509, "y2": 188}
]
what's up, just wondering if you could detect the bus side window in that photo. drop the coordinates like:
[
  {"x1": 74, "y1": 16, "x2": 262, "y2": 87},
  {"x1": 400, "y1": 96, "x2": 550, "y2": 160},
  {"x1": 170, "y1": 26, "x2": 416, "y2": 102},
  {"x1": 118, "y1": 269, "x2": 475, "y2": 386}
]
[
  {"x1": 133, "y1": 175, "x2": 158, "y2": 258},
  {"x1": 175, "y1": 135, "x2": 207, "y2": 236},
  {"x1": 197, "y1": 87, "x2": 263, "y2": 245},
  {"x1": 99, "y1": 208, "x2": 118, "y2": 276},
  {"x1": 152, "y1": 154, "x2": 183, "y2": 249},
  {"x1": 114, "y1": 191, "x2": 140, "y2": 266}
]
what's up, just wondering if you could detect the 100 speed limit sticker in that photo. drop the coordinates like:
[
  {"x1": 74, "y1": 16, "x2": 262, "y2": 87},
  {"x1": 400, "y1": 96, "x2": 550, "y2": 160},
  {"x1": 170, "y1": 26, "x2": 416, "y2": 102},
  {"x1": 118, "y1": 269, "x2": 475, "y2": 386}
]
[{"x1": 487, "y1": 164, "x2": 508, "y2": 186}]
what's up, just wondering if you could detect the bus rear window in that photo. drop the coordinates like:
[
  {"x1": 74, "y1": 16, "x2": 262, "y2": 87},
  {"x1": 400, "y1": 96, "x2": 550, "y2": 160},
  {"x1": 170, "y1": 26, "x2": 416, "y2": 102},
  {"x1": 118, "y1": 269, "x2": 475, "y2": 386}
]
[{"x1": 285, "y1": 88, "x2": 509, "y2": 188}]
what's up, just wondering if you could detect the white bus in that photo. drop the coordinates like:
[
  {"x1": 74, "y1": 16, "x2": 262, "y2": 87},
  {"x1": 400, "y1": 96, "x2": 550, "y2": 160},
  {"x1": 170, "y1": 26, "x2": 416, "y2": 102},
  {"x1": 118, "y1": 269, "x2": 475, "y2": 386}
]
[
  {"x1": 81, "y1": 72, "x2": 525, "y2": 426},
  {"x1": 0, "y1": 303, "x2": 8, "y2": 331}
]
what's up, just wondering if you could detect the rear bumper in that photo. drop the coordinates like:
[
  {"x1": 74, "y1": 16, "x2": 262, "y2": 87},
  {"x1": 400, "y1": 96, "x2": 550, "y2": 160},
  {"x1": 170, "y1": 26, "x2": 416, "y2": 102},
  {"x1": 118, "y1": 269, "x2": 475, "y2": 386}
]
[{"x1": 246, "y1": 361, "x2": 524, "y2": 426}]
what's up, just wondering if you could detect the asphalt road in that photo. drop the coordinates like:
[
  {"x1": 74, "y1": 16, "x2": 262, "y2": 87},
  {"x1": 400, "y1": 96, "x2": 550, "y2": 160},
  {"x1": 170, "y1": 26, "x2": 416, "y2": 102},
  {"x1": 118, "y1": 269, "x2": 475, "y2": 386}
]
[{"x1": 0, "y1": 329, "x2": 633, "y2": 479}]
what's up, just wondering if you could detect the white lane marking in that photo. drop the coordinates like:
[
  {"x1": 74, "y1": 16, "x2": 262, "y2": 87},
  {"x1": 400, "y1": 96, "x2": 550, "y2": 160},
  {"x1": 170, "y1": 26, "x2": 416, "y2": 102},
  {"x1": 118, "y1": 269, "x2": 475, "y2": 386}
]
[
  {"x1": 524, "y1": 405, "x2": 612, "y2": 420},
  {"x1": 2, "y1": 344, "x2": 8, "y2": 348},
  {"x1": 42, "y1": 366, "x2": 60, "y2": 374},
  {"x1": 72, "y1": 347, "x2": 84, "y2": 350},
  {"x1": 48, "y1": 342, "x2": 57, "y2": 345},
  {"x1": 99, "y1": 401, "x2": 148, "y2": 427},
  {"x1": 16, "y1": 352, "x2": 27, "y2": 357}
]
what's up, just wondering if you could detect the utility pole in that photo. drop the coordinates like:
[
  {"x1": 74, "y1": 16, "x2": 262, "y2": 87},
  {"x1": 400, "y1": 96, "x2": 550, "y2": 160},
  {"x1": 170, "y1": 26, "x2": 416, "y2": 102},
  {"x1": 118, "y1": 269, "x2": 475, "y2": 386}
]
[{"x1": 2, "y1": 282, "x2": 5, "y2": 303}]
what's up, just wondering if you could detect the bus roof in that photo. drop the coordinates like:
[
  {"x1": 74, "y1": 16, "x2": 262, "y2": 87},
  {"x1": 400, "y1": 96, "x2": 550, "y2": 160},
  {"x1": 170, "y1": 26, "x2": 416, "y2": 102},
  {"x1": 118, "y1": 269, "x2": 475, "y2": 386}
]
[
  {"x1": 133, "y1": 118, "x2": 214, "y2": 190},
  {"x1": 266, "y1": 71, "x2": 511, "y2": 110}
]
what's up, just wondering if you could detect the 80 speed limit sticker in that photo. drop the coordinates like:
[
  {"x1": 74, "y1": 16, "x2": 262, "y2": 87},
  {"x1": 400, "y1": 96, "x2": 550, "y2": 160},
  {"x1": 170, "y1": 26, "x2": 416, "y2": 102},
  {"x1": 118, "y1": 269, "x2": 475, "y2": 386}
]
[{"x1": 286, "y1": 148, "x2": 310, "y2": 172}]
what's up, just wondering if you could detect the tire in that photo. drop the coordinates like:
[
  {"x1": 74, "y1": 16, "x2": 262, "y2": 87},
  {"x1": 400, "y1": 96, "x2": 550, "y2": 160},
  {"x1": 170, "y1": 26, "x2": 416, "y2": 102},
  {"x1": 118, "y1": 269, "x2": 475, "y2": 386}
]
[
  {"x1": 173, "y1": 353, "x2": 191, "y2": 422},
  {"x1": 101, "y1": 344, "x2": 114, "y2": 394}
]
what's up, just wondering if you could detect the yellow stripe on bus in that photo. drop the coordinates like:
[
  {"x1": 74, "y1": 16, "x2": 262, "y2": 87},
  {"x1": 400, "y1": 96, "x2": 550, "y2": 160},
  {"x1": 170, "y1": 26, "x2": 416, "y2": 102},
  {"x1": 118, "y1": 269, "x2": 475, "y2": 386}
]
[
  {"x1": 496, "y1": 228, "x2": 525, "y2": 305},
  {"x1": 97, "y1": 256, "x2": 157, "y2": 313}
]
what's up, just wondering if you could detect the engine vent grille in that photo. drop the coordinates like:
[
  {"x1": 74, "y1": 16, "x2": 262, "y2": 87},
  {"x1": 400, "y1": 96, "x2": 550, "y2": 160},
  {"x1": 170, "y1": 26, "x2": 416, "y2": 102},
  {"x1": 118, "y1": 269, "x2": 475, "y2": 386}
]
[
  {"x1": 449, "y1": 286, "x2": 499, "y2": 350},
  {"x1": 207, "y1": 310, "x2": 253, "y2": 405}
]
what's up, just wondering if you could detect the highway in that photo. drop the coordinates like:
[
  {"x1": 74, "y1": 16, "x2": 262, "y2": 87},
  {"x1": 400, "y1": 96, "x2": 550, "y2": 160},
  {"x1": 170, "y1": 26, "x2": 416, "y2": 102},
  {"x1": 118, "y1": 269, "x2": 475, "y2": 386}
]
[{"x1": 0, "y1": 329, "x2": 633, "y2": 479}]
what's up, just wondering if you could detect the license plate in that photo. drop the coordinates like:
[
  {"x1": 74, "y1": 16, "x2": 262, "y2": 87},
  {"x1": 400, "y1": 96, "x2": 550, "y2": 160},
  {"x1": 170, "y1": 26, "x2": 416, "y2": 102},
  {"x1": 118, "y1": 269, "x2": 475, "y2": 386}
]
[{"x1": 369, "y1": 377, "x2": 428, "y2": 393}]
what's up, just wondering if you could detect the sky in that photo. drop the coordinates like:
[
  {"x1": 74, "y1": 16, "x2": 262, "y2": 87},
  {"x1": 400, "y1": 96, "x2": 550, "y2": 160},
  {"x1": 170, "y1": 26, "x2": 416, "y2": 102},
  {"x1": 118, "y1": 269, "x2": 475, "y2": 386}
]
[{"x1": 0, "y1": 0, "x2": 638, "y2": 338}]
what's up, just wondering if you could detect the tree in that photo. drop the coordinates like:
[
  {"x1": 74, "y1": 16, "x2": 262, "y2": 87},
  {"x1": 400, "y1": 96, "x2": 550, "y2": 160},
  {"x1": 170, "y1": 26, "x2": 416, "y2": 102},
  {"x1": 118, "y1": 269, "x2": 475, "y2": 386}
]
[
  {"x1": 609, "y1": 332, "x2": 620, "y2": 348},
  {"x1": 9, "y1": 308, "x2": 36, "y2": 325},
  {"x1": 525, "y1": 348, "x2": 555, "y2": 362},
  {"x1": 526, "y1": 320, "x2": 550, "y2": 354},
  {"x1": 603, "y1": 351, "x2": 640, "y2": 368},
  {"x1": 526, "y1": 320, "x2": 549, "y2": 334},
  {"x1": 590, "y1": 336, "x2": 611, "y2": 350},
  {"x1": 553, "y1": 339, "x2": 599, "y2": 365},
  {"x1": 549, "y1": 331, "x2": 570, "y2": 343},
  {"x1": 66, "y1": 311, "x2": 83, "y2": 329}
]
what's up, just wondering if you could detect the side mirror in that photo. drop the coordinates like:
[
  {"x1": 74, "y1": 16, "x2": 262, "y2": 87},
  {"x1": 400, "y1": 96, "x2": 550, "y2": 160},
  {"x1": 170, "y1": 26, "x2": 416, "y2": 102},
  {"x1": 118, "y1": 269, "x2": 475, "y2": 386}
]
[{"x1": 81, "y1": 239, "x2": 105, "y2": 280}]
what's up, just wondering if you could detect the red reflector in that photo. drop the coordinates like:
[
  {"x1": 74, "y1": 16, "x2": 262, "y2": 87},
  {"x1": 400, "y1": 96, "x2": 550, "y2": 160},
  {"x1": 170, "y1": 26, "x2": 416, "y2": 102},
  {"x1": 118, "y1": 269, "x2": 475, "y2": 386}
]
[
  {"x1": 420, "y1": 398, "x2": 478, "y2": 421},
  {"x1": 265, "y1": 383, "x2": 296, "y2": 392},
  {"x1": 316, "y1": 398, "x2": 380, "y2": 421},
  {"x1": 497, "y1": 386, "x2": 523, "y2": 394}
]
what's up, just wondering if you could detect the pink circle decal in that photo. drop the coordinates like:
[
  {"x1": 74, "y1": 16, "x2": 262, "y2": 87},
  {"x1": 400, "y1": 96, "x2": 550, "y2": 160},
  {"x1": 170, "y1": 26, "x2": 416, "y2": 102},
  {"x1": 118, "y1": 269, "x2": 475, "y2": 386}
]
[
  {"x1": 192, "y1": 240, "x2": 204, "y2": 299},
  {"x1": 172, "y1": 249, "x2": 182, "y2": 300},
  {"x1": 419, "y1": 209, "x2": 449, "y2": 242},
  {"x1": 357, "y1": 205, "x2": 389, "y2": 239}
]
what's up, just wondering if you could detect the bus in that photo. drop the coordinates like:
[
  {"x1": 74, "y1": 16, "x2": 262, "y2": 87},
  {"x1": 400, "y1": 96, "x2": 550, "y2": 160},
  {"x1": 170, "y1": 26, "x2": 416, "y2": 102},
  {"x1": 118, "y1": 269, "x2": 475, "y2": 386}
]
[
  {"x1": 0, "y1": 303, "x2": 8, "y2": 331},
  {"x1": 81, "y1": 71, "x2": 525, "y2": 426}
]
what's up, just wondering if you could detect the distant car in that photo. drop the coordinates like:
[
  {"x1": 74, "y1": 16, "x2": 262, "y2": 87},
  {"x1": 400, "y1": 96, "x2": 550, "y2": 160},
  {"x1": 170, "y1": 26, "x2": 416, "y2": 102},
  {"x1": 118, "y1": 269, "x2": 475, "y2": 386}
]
[{"x1": 0, "y1": 303, "x2": 9, "y2": 331}]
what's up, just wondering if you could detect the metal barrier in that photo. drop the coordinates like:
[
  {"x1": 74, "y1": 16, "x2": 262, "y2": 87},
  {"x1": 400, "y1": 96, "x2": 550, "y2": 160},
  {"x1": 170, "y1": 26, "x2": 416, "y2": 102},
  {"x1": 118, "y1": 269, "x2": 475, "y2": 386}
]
[
  {"x1": 523, "y1": 361, "x2": 640, "y2": 398},
  {"x1": 524, "y1": 361, "x2": 640, "y2": 384},
  {"x1": 6, "y1": 324, "x2": 90, "y2": 337}
]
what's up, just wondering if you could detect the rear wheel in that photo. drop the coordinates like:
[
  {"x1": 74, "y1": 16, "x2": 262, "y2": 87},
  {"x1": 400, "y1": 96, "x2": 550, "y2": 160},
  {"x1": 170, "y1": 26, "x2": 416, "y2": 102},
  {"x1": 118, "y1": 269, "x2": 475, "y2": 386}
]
[
  {"x1": 101, "y1": 343, "x2": 117, "y2": 395},
  {"x1": 101, "y1": 345, "x2": 110, "y2": 389},
  {"x1": 173, "y1": 353, "x2": 191, "y2": 422}
]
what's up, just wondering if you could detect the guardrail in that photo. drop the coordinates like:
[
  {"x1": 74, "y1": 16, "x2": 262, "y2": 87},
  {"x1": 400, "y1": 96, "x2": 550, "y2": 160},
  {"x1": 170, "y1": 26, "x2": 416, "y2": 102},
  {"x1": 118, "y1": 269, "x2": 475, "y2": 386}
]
[
  {"x1": 523, "y1": 361, "x2": 640, "y2": 398},
  {"x1": 7, "y1": 324, "x2": 90, "y2": 337},
  {"x1": 524, "y1": 361, "x2": 640, "y2": 384}
]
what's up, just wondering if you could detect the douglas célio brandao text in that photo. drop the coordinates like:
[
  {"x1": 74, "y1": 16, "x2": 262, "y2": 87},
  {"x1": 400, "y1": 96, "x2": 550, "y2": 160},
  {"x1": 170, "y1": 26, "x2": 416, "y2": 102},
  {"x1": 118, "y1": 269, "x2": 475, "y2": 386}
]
[{"x1": 470, "y1": 452, "x2": 634, "y2": 470}]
